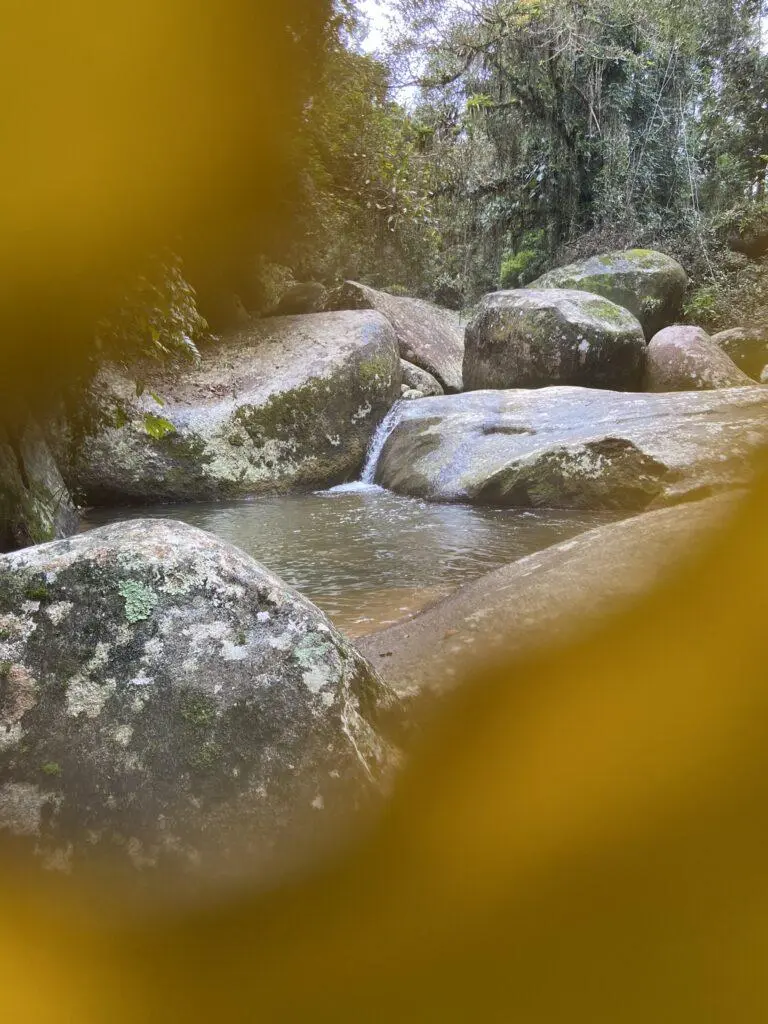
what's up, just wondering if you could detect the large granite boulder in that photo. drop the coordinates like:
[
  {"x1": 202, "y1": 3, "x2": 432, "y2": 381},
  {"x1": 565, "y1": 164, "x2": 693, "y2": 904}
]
[
  {"x1": 531, "y1": 249, "x2": 688, "y2": 339},
  {"x1": 0, "y1": 519, "x2": 399, "y2": 892},
  {"x1": 373, "y1": 386, "x2": 768, "y2": 509},
  {"x1": 325, "y1": 281, "x2": 464, "y2": 392},
  {"x1": 68, "y1": 311, "x2": 401, "y2": 504},
  {"x1": 711, "y1": 326, "x2": 768, "y2": 381},
  {"x1": 358, "y1": 497, "x2": 733, "y2": 697},
  {"x1": 645, "y1": 326, "x2": 753, "y2": 392},
  {"x1": 463, "y1": 289, "x2": 647, "y2": 392},
  {"x1": 0, "y1": 419, "x2": 79, "y2": 552}
]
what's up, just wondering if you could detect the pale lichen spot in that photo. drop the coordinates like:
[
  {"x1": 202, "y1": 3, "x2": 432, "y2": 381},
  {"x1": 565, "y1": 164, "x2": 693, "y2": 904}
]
[
  {"x1": 67, "y1": 675, "x2": 117, "y2": 719},
  {"x1": 114, "y1": 724, "x2": 133, "y2": 747},
  {"x1": 221, "y1": 640, "x2": 249, "y2": 662},
  {"x1": 42, "y1": 843, "x2": 74, "y2": 874},
  {"x1": 0, "y1": 782, "x2": 49, "y2": 836},
  {"x1": 0, "y1": 723, "x2": 23, "y2": 752},
  {"x1": 311, "y1": 795, "x2": 325, "y2": 811},
  {"x1": 45, "y1": 601, "x2": 73, "y2": 626}
]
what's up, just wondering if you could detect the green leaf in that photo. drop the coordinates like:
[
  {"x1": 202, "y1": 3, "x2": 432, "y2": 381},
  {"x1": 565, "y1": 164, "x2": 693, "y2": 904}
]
[{"x1": 141, "y1": 413, "x2": 176, "y2": 440}]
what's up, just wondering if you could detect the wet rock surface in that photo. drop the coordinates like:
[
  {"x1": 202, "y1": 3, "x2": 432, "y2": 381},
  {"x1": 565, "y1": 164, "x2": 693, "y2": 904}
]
[
  {"x1": 358, "y1": 497, "x2": 734, "y2": 697},
  {"x1": 374, "y1": 386, "x2": 768, "y2": 509},
  {"x1": 463, "y1": 289, "x2": 647, "y2": 392},
  {"x1": 0, "y1": 519, "x2": 399, "y2": 893}
]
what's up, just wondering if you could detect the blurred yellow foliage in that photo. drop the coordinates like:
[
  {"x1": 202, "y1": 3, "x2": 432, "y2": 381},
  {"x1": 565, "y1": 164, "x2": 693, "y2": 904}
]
[{"x1": 1, "y1": 2, "x2": 767, "y2": 1020}]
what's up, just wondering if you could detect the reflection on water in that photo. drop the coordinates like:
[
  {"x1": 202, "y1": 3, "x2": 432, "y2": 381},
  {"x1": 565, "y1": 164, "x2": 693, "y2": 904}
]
[{"x1": 83, "y1": 487, "x2": 617, "y2": 637}]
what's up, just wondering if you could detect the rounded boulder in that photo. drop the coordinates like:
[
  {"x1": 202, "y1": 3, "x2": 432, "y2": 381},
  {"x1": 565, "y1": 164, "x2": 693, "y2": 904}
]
[
  {"x1": 0, "y1": 519, "x2": 399, "y2": 895},
  {"x1": 645, "y1": 326, "x2": 754, "y2": 392},
  {"x1": 463, "y1": 289, "x2": 647, "y2": 392},
  {"x1": 531, "y1": 249, "x2": 687, "y2": 339}
]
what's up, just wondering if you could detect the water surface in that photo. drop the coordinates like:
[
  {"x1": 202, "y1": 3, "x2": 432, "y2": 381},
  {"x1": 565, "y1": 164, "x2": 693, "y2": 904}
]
[{"x1": 83, "y1": 488, "x2": 617, "y2": 636}]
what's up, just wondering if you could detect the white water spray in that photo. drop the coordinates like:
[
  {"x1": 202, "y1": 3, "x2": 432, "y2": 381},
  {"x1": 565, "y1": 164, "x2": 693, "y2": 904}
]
[
  {"x1": 327, "y1": 400, "x2": 403, "y2": 494},
  {"x1": 360, "y1": 400, "x2": 403, "y2": 483}
]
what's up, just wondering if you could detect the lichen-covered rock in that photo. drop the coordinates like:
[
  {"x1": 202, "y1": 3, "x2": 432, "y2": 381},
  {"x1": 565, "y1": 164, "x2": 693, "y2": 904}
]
[
  {"x1": 0, "y1": 419, "x2": 79, "y2": 552},
  {"x1": 531, "y1": 249, "x2": 688, "y2": 339},
  {"x1": 645, "y1": 326, "x2": 754, "y2": 392},
  {"x1": 373, "y1": 386, "x2": 768, "y2": 509},
  {"x1": 68, "y1": 311, "x2": 401, "y2": 503},
  {"x1": 463, "y1": 289, "x2": 647, "y2": 392},
  {"x1": 400, "y1": 359, "x2": 444, "y2": 396},
  {"x1": 325, "y1": 281, "x2": 464, "y2": 392},
  {"x1": 0, "y1": 519, "x2": 399, "y2": 892},
  {"x1": 710, "y1": 326, "x2": 768, "y2": 381}
]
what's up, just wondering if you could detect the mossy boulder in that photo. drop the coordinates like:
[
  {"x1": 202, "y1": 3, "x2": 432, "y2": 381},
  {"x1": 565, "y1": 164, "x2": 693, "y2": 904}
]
[
  {"x1": 531, "y1": 249, "x2": 687, "y2": 339},
  {"x1": 0, "y1": 419, "x2": 79, "y2": 552},
  {"x1": 325, "y1": 281, "x2": 465, "y2": 392},
  {"x1": 68, "y1": 311, "x2": 401, "y2": 504},
  {"x1": 373, "y1": 386, "x2": 768, "y2": 509},
  {"x1": 0, "y1": 519, "x2": 399, "y2": 895},
  {"x1": 710, "y1": 327, "x2": 768, "y2": 381},
  {"x1": 645, "y1": 326, "x2": 754, "y2": 392},
  {"x1": 463, "y1": 289, "x2": 647, "y2": 392}
]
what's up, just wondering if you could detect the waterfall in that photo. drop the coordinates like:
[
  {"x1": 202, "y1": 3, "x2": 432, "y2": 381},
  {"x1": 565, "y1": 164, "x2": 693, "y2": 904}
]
[
  {"x1": 360, "y1": 400, "x2": 403, "y2": 484},
  {"x1": 327, "y1": 400, "x2": 403, "y2": 493}
]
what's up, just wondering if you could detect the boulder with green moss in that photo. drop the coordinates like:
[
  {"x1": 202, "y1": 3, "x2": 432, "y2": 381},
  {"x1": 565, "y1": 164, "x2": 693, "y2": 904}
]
[
  {"x1": 68, "y1": 311, "x2": 401, "y2": 504},
  {"x1": 531, "y1": 249, "x2": 687, "y2": 339},
  {"x1": 0, "y1": 518, "x2": 399, "y2": 894},
  {"x1": 463, "y1": 289, "x2": 647, "y2": 392},
  {"x1": 373, "y1": 386, "x2": 768, "y2": 509},
  {"x1": 325, "y1": 281, "x2": 464, "y2": 392},
  {"x1": 645, "y1": 326, "x2": 754, "y2": 392},
  {"x1": 0, "y1": 419, "x2": 79, "y2": 552}
]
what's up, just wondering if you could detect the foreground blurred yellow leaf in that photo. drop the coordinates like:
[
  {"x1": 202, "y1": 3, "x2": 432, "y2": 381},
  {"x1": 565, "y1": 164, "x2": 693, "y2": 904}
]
[{"x1": 0, "y1": 2, "x2": 767, "y2": 1020}]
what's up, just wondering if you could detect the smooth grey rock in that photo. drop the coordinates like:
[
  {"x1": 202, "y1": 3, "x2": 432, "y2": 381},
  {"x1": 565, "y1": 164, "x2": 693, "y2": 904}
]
[
  {"x1": 531, "y1": 249, "x2": 688, "y2": 339},
  {"x1": 463, "y1": 289, "x2": 647, "y2": 392},
  {"x1": 325, "y1": 281, "x2": 464, "y2": 392},
  {"x1": 69, "y1": 311, "x2": 401, "y2": 504},
  {"x1": 358, "y1": 497, "x2": 733, "y2": 697},
  {"x1": 373, "y1": 386, "x2": 768, "y2": 509},
  {"x1": 645, "y1": 326, "x2": 753, "y2": 392},
  {"x1": 0, "y1": 519, "x2": 399, "y2": 892},
  {"x1": 0, "y1": 419, "x2": 79, "y2": 552},
  {"x1": 711, "y1": 327, "x2": 768, "y2": 381},
  {"x1": 400, "y1": 359, "x2": 444, "y2": 396}
]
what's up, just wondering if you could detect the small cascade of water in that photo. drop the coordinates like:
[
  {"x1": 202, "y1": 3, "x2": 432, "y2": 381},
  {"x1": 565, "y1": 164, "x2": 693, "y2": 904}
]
[
  {"x1": 326, "y1": 400, "x2": 403, "y2": 494},
  {"x1": 360, "y1": 400, "x2": 403, "y2": 484}
]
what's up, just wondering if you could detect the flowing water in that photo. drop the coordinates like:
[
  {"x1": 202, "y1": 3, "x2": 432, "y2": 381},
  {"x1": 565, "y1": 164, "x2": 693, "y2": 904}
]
[{"x1": 83, "y1": 488, "x2": 617, "y2": 637}]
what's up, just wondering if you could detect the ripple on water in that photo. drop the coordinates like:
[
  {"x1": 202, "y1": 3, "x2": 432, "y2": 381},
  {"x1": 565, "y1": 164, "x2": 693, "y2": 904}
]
[{"x1": 82, "y1": 491, "x2": 618, "y2": 637}]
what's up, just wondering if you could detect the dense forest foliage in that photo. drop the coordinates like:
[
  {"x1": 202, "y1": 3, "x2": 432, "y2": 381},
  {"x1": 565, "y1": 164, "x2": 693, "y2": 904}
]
[
  {"x1": 78, "y1": 0, "x2": 768, "y2": 376},
  {"x1": 278, "y1": 0, "x2": 768, "y2": 327}
]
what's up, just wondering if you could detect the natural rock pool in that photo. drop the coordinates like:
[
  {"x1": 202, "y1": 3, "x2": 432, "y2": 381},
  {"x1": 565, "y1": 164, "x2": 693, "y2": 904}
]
[{"x1": 83, "y1": 486, "x2": 617, "y2": 637}]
